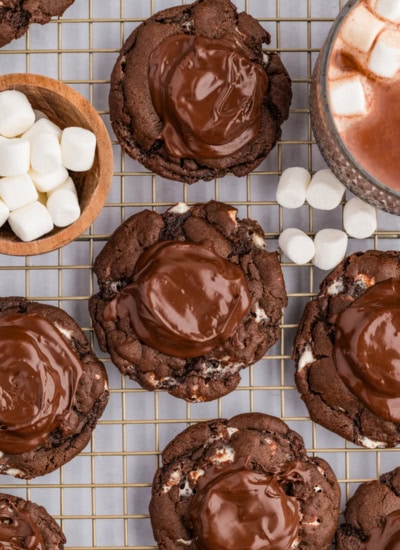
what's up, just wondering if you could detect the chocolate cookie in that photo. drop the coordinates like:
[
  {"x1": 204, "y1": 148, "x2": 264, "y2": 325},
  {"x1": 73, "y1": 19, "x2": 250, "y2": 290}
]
[
  {"x1": 0, "y1": 0, "x2": 74, "y2": 48},
  {"x1": 336, "y1": 466, "x2": 400, "y2": 549},
  {"x1": 109, "y1": 0, "x2": 292, "y2": 184},
  {"x1": 89, "y1": 200, "x2": 287, "y2": 402},
  {"x1": 0, "y1": 492, "x2": 66, "y2": 548},
  {"x1": 0, "y1": 297, "x2": 109, "y2": 479},
  {"x1": 150, "y1": 412, "x2": 340, "y2": 549},
  {"x1": 293, "y1": 250, "x2": 400, "y2": 448}
]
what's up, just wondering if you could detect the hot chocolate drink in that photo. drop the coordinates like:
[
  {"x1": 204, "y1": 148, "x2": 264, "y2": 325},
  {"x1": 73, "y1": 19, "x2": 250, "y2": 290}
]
[{"x1": 311, "y1": 0, "x2": 400, "y2": 214}]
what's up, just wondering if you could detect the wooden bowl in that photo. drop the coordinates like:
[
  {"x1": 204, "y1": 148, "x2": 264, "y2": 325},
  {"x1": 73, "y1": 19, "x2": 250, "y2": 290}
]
[{"x1": 0, "y1": 73, "x2": 113, "y2": 255}]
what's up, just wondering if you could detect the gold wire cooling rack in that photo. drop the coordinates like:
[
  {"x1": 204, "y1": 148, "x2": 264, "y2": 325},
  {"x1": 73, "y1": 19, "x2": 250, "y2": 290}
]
[{"x1": 1, "y1": 0, "x2": 400, "y2": 548}]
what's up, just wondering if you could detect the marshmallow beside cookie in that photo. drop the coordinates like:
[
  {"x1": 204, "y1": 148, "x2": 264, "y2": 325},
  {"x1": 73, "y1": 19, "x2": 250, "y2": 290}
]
[{"x1": 0, "y1": 89, "x2": 96, "y2": 242}]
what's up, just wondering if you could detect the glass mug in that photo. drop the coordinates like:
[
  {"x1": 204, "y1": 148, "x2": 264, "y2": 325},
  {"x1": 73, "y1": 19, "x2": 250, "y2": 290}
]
[{"x1": 311, "y1": 0, "x2": 400, "y2": 214}]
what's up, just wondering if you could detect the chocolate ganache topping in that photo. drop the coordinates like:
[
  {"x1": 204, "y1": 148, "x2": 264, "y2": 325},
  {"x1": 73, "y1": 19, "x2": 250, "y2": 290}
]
[
  {"x1": 0, "y1": 313, "x2": 83, "y2": 454},
  {"x1": 361, "y1": 509, "x2": 400, "y2": 550},
  {"x1": 189, "y1": 466, "x2": 300, "y2": 550},
  {"x1": 0, "y1": 498, "x2": 44, "y2": 549},
  {"x1": 332, "y1": 278, "x2": 400, "y2": 422},
  {"x1": 148, "y1": 34, "x2": 268, "y2": 159},
  {"x1": 104, "y1": 240, "x2": 250, "y2": 358}
]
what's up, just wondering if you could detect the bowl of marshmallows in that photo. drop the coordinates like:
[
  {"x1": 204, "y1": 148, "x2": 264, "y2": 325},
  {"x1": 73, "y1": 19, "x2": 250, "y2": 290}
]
[{"x1": 0, "y1": 73, "x2": 113, "y2": 255}]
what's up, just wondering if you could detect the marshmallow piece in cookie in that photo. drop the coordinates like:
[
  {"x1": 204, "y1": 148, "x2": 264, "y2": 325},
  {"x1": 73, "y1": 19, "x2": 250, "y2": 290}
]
[
  {"x1": 61, "y1": 127, "x2": 96, "y2": 171},
  {"x1": 306, "y1": 169, "x2": 345, "y2": 210},
  {"x1": 47, "y1": 186, "x2": 80, "y2": 227},
  {"x1": 279, "y1": 228, "x2": 315, "y2": 264},
  {"x1": 0, "y1": 90, "x2": 35, "y2": 137},
  {"x1": 312, "y1": 229, "x2": 348, "y2": 271},
  {"x1": 30, "y1": 132, "x2": 62, "y2": 174},
  {"x1": 0, "y1": 173, "x2": 38, "y2": 211},
  {"x1": 343, "y1": 197, "x2": 377, "y2": 239},
  {"x1": 276, "y1": 167, "x2": 311, "y2": 208},
  {"x1": 0, "y1": 138, "x2": 30, "y2": 176},
  {"x1": 8, "y1": 201, "x2": 54, "y2": 242},
  {"x1": 368, "y1": 30, "x2": 400, "y2": 78},
  {"x1": 30, "y1": 166, "x2": 69, "y2": 193}
]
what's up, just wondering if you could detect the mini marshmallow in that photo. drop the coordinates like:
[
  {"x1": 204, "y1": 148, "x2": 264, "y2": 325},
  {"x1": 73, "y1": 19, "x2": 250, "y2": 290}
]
[
  {"x1": 276, "y1": 167, "x2": 311, "y2": 209},
  {"x1": 30, "y1": 166, "x2": 69, "y2": 192},
  {"x1": 0, "y1": 90, "x2": 35, "y2": 138},
  {"x1": 61, "y1": 127, "x2": 96, "y2": 172},
  {"x1": 340, "y1": 3, "x2": 384, "y2": 53},
  {"x1": 343, "y1": 197, "x2": 377, "y2": 238},
  {"x1": 306, "y1": 169, "x2": 346, "y2": 210},
  {"x1": 8, "y1": 201, "x2": 54, "y2": 242},
  {"x1": 47, "y1": 175, "x2": 77, "y2": 196},
  {"x1": 370, "y1": 0, "x2": 400, "y2": 22},
  {"x1": 329, "y1": 75, "x2": 367, "y2": 117},
  {"x1": 23, "y1": 117, "x2": 62, "y2": 142},
  {"x1": 279, "y1": 228, "x2": 315, "y2": 264},
  {"x1": 46, "y1": 188, "x2": 81, "y2": 227},
  {"x1": 0, "y1": 138, "x2": 30, "y2": 176},
  {"x1": 0, "y1": 173, "x2": 38, "y2": 211},
  {"x1": 368, "y1": 30, "x2": 400, "y2": 78},
  {"x1": 312, "y1": 229, "x2": 348, "y2": 271},
  {"x1": 30, "y1": 131, "x2": 62, "y2": 174},
  {"x1": 0, "y1": 199, "x2": 9, "y2": 228}
]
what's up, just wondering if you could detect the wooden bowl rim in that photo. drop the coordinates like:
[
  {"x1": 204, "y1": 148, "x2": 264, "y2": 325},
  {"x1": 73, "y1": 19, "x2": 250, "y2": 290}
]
[{"x1": 0, "y1": 73, "x2": 113, "y2": 256}]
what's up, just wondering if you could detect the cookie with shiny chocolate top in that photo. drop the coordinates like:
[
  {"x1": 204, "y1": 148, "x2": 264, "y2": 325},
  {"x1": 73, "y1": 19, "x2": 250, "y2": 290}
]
[
  {"x1": 89, "y1": 200, "x2": 287, "y2": 402},
  {"x1": 336, "y1": 466, "x2": 400, "y2": 549},
  {"x1": 0, "y1": 0, "x2": 74, "y2": 48},
  {"x1": 149, "y1": 412, "x2": 340, "y2": 549},
  {"x1": 293, "y1": 250, "x2": 400, "y2": 448},
  {"x1": 109, "y1": 0, "x2": 291, "y2": 184},
  {"x1": 0, "y1": 492, "x2": 66, "y2": 549},
  {"x1": 0, "y1": 297, "x2": 109, "y2": 479}
]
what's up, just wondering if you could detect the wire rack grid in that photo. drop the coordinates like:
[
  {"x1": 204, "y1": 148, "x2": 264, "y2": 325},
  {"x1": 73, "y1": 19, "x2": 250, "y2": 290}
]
[{"x1": 1, "y1": 0, "x2": 400, "y2": 548}]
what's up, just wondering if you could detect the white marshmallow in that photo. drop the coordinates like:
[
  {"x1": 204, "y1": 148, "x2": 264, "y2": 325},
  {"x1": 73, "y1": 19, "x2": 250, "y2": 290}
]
[
  {"x1": 312, "y1": 229, "x2": 348, "y2": 271},
  {"x1": 343, "y1": 197, "x2": 377, "y2": 238},
  {"x1": 30, "y1": 166, "x2": 69, "y2": 193},
  {"x1": 276, "y1": 167, "x2": 311, "y2": 209},
  {"x1": 0, "y1": 199, "x2": 9, "y2": 227},
  {"x1": 30, "y1": 131, "x2": 62, "y2": 174},
  {"x1": 341, "y1": 3, "x2": 384, "y2": 53},
  {"x1": 46, "y1": 188, "x2": 81, "y2": 227},
  {"x1": 306, "y1": 169, "x2": 346, "y2": 210},
  {"x1": 0, "y1": 90, "x2": 35, "y2": 138},
  {"x1": 279, "y1": 228, "x2": 315, "y2": 264},
  {"x1": 370, "y1": 0, "x2": 400, "y2": 22},
  {"x1": 22, "y1": 117, "x2": 62, "y2": 142},
  {"x1": 47, "y1": 175, "x2": 77, "y2": 196},
  {"x1": 329, "y1": 75, "x2": 367, "y2": 117},
  {"x1": 0, "y1": 173, "x2": 38, "y2": 211},
  {"x1": 368, "y1": 30, "x2": 400, "y2": 78},
  {"x1": 8, "y1": 201, "x2": 54, "y2": 242},
  {"x1": 61, "y1": 127, "x2": 96, "y2": 171},
  {"x1": 0, "y1": 138, "x2": 30, "y2": 176}
]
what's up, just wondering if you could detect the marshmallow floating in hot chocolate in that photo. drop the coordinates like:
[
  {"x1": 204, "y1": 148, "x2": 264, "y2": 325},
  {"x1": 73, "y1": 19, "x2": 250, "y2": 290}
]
[{"x1": 0, "y1": 89, "x2": 97, "y2": 241}]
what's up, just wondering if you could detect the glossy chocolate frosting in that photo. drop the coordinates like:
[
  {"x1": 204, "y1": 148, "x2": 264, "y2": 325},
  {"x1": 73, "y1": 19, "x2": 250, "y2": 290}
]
[
  {"x1": 0, "y1": 313, "x2": 83, "y2": 454},
  {"x1": 149, "y1": 34, "x2": 268, "y2": 159},
  {"x1": 332, "y1": 278, "x2": 400, "y2": 422},
  {"x1": 362, "y1": 509, "x2": 400, "y2": 549},
  {"x1": 104, "y1": 240, "x2": 250, "y2": 358},
  {"x1": 0, "y1": 498, "x2": 44, "y2": 549},
  {"x1": 189, "y1": 466, "x2": 300, "y2": 550}
]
